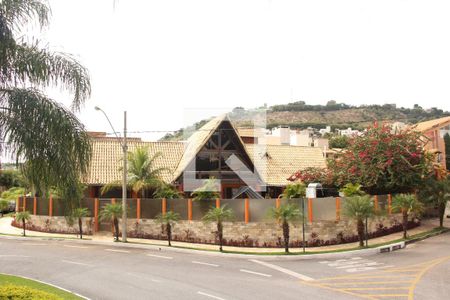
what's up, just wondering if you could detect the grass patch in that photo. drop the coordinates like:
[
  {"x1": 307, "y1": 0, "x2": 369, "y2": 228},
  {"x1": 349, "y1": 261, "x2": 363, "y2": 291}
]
[{"x1": 0, "y1": 274, "x2": 82, "y2": 299}]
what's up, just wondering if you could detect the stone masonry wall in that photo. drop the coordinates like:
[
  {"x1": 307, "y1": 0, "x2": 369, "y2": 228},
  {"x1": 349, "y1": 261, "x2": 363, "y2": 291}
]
[{"x1": 22, "y1": 214, "x2": 415, "y2": 247}]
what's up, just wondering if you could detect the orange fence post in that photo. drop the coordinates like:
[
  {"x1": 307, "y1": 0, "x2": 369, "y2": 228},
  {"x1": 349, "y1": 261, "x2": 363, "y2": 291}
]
[
  {"x1": 216, "y1": 198, "x2": 221, "y2": 208},
  {"x1": 374, "y1": 195, "x2": 379, "y2": 211},
  {"x1": 188, "y1": 198, "x2": 193, "y2": 221},
  {"x1": 244, "y1": 198, "x2": 250, "y2": 223},
  {"x1": 162, "y1": 198, "x2": 167, "y2": 215},
  {"x1": 335, "y1": 197, "x2": 341, "y2": 221},
  {"x1": 23, "y1": 196, "x2": 26, "y2": 212},
  {"x1": 33, "y1": 197, "x2": 37, "y2": 215},
  {"x1": 276, "y1": 197, "x2": 281, "y2": 209},
  {"x1": 136, "y1": 198, "x2": 141, "y2": 220},
  {"x1": 16, "y1": 197, "x2": 20, "y2": 212},
  {"x1": 308, "y1": 198, "x2": 313, "y2": 224},
  {"x1": 388, "y1": 194, "x2": 392, "y2": 215},
  {"x1": 94, "y1": 198, "x2": 99, "y2": 232},
  {"x1": 49, "y1": 195, "x2": 53, "y2": 217},
  {"x1": 111, "y1": 198, "x2": 116, "y2": 204}
]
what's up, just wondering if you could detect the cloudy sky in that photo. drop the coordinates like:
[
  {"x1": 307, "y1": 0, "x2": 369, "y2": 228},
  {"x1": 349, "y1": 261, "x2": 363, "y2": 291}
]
[{"x1": 39, "y1": 0, "x2": 450, "y2": 140}]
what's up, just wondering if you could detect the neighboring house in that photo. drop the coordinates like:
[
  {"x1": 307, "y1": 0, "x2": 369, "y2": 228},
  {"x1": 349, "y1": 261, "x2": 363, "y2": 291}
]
[
  {"x1": 86, "y1": 115, "x2": 326, "y2": 199},
  {"x1": 412, "y1": 116, "x2": 450, "y2": 170},
  {"x1": 238, "y1": 126, "x2": 329, "y2": 149}
]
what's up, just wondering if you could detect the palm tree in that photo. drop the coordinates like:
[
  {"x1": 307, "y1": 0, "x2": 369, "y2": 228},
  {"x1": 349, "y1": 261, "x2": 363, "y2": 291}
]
[
  {"x1": 202, "y1": 205, "x2": 234, "y2": 252},
  {"x1": 15, "y1": 211, "x2": 31, "y2": 236},
  {"x1": 0, "y1": 1, "x2": 92, "y2": 202},
  {"x1": 281, "y1": 183, "x2": 306, "y2": 199},
  {"x1": 343, "y1": 195, "x2": 374, "y2": 247},
  {"x1": 99, "y1": 203, "x2": 123, "y2": 241},
  {"x1": 156, "y1": 211, "x2": 180, "y2": 246},
  {"x1": 191, "y1": 177, "x2": 220, "y2": 202},
  {"x1": 72, "y1": 208, "x2": 90, "y2": 239},
  {"x1": 392, "y1": 194, "x2": 424, "y2": 239},
  {"x1": 102, "y1": 147, "x2": 165, "y2": 198},
  {"x1": 421, "y1": 177, "x2": 450, "y2": 227},
  {"x1": 0, "y1": 199, "x2": 9, "y2": 217},
  {"x1": 153, "y1": 183, "x2": 182, "y2": 199},
  {"x1": 268, "y1": 204, "x2": 302, "y2": 253}
]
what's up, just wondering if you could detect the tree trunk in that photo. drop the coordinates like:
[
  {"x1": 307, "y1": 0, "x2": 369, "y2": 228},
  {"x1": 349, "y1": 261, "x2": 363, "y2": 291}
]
[
  {"x1": 282, "y1": 220, "x2": 290, "y2": 253},
  {"x1": 357, "y1": 219, "x2": 364, "y2": 247},
  {"x1": 78, "y1": 217, "x2": 83, "y2": 239},
  {"x1": 217, "y1": 221, "x2": 223, "y2": 252},
  {"x1": 439, "y1": 202, "x2": 445, "y2": 228},
  {"x1": 22, "y1": 219, "x2": 26, "y2": 236},
  {"x1": 113, "y1": 217, "x2": 119, "y2": 241},
  {"x1": 167, "y1": 223, "x2": 172, "y2": 246},
  {"x1": 402, "y1": 212, "x2": 408, "y2": 239}
]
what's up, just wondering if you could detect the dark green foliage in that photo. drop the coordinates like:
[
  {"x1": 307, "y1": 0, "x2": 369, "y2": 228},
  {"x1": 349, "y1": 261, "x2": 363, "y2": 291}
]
[
  {"x1": 0, "y1": 169, "x2": 21, "y2": 188},
  {"x1": 329, "y1": 135, "x2": 350, "y2": 149}
]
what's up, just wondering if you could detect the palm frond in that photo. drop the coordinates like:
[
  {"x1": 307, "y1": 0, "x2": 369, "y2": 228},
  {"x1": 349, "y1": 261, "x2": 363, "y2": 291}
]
[
  {"x1": 0, "y1": 0, "x2": 50, "y2": 31},
  {"x1": 2, "y1": 43, "x2": 91, "y2": 110},
  {"x1": 0, "y1": 87, "x2": 92, "y2": 197}
]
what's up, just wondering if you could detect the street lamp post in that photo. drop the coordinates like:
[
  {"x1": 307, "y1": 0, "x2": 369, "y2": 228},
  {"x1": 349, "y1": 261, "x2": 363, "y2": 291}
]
[{"x1": 95, "y1": 107, "x2": 128, "y2": 243}]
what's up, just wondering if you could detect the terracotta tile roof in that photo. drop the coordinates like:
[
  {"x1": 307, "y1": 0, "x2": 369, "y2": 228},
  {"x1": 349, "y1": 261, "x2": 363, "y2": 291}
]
[
  {"x1": 245, "y1": 144, "x2": 326, "y2": 186},
  {"x1": 412, "y1": 116, "x2": 450, "y2": 132},
  {"x1": 86, "y1": 139, "x2": 184, "y2": 185},
  {"x1": 86, "y1": 118, "x2": 326, "y2": 187}
]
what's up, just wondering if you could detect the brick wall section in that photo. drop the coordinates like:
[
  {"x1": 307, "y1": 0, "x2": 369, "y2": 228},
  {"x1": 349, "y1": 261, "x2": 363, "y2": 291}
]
[{"x1": 24, "y1": 214, "x2": 408, "y2": 247}]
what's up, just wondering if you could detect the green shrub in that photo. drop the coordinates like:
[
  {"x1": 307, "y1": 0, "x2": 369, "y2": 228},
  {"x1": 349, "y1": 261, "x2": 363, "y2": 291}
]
[{"x1": 0, "y1": 284, "x2": 63, "y2": 300}]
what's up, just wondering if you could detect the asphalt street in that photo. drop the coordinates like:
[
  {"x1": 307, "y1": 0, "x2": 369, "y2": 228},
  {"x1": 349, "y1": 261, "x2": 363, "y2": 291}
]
[{"x1": 0, "y1": 232, "x2": 449, "y2": 300}]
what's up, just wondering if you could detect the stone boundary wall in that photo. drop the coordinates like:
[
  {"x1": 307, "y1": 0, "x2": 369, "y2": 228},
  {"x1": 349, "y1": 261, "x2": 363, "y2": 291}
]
[{"x1": 18, "y1": 214, "x2": 420, "y2": 247}]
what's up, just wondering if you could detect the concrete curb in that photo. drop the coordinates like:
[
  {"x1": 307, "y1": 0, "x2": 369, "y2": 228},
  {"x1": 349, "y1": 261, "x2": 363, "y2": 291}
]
[{"x1": 0, "y1": 233, "x2": 413, "y2": 260}]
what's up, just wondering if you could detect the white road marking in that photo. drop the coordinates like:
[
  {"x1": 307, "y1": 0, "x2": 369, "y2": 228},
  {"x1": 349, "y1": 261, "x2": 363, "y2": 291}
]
[
  {"x1": 197, "y1": 291, "x2": 227, "y2": 300},
  {"x1": 320, "y1": 257, "x2": 389, "y2": 273},
  {"x1": 105, "y1": 248, "x2": 130, "y2": 253},
  {"x1": 61, "y1": 260, "x2": 92, "y2": 267},
  {"x1": 0, "y1": 255, "x2": 30, "y2": 258},
  {"x1": 240, "y1": 269, "x2": 272, "y2": 277},
  {"x1": 192, "y1": 261, "x2": 219, "y2": 267},
  {"x1": 125, "y1": 272, "x2": 161, "y2": 283},
  {"x1": 63, "y1": 245, "x2": 89, "y2": 249},
  {"x1": 250, "y1": 259, "x2": 314, "y2": 281},
  {"x1": 146, "y1": 254, "x2": 173, "y2": 259}
]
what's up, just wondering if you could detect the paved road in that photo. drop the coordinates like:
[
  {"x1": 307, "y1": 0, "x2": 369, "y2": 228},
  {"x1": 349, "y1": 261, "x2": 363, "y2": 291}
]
[{"x1": 0, "y1": 232, "x2": 449, "y2": 300}]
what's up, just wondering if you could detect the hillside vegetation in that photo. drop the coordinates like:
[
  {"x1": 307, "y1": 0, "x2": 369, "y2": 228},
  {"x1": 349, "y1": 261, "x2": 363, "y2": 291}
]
[{"x1": 160, "y1": 101, "x2": 450, "y2": 140}]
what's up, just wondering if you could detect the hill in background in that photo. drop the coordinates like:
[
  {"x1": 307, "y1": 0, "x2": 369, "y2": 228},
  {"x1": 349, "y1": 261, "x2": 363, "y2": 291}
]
[{"x1": 160, "y1": 101, "x2": 450, "y2": 141}]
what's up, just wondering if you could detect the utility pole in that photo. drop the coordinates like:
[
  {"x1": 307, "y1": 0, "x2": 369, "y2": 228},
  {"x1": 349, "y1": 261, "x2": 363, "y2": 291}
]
[
  {"x1": 122, "y1": 111, "x2": 127, "y2": 242},
  {"x1": 95, "y1": 107, "x2": 128, "y2": 243}
]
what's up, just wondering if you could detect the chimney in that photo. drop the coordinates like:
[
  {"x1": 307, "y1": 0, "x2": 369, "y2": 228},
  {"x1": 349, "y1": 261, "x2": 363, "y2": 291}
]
[{"x1": 280, "y1": 126, "x2": 290, "y2": 145}]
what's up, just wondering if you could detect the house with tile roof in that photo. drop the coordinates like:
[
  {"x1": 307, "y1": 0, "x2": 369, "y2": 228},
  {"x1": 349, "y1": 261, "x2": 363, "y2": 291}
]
[
  {"x1": 85, "y1": 115, "x2": 326, "y2": 199},
  {"x1": 412, "y1": 116, "x2": 450, "y2": 170}
]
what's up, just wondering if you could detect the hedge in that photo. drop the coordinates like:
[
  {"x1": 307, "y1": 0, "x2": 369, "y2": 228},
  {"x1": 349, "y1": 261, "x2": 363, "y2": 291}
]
[{"x1": 0, "y1": 284, "x2": 62, "y2": 300}]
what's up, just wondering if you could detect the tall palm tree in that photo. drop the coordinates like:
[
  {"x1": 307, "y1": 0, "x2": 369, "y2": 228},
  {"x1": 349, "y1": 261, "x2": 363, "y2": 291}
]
[
  {"x1": 156, "y1": 211, "x2": 180, "y2": 246},
  {"x1": 344, "y1": 195, "x2": 374, "y2": 247},
  {"x1": 0, "y1": 1, "x2": 92, "y2": 201},
  {"x1": 202, "y1": 205, "x2": 234, "y2": 252},
  {"x1": 15, "y1": 211, "x2": 30, "y2": 236},
  {"x1": 72, "y1": 207, "x2": 90, "y2": 239},
  {"x1": 392, "y1": 194, "x2": 424, "y2": 239},
  {"x1": 268, "y1": 204, "x2": 302, "y2": 253},
  {"x1": 102, "y1": 147, "x2": 165, "y2": 198},
  {"x1": 99, "y1": 203, "x2": 123, "y2": 241}
]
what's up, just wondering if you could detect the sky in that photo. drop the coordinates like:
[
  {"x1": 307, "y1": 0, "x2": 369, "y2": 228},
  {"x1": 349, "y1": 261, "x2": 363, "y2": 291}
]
[{"x1": 36, "y1": 0, "x2": 450, "y2": 140}]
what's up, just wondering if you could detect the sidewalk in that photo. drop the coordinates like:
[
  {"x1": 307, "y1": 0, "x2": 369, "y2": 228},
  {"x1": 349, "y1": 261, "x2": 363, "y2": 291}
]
[{"x1": 0, "y1": 216, "x2": 447, "y2": 254}]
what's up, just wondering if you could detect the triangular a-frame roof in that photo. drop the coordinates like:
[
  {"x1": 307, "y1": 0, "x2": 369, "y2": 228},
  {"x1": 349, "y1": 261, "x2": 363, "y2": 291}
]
[
  {"x1": 412, "y1": 116, "x2": 450, "y2": 132},
  {"x1": 172, "y1": 114, "x2": 257, "y2": 183}
]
